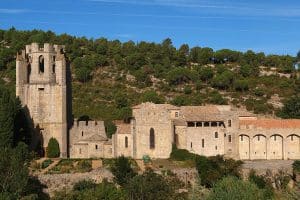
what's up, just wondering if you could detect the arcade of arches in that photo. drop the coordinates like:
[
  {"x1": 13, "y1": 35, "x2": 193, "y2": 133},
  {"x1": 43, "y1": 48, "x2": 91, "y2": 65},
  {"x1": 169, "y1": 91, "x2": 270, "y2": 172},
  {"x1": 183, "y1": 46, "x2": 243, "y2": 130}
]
[{"x1": 239, "y1": 134, "x2": 300, "y2": 160}]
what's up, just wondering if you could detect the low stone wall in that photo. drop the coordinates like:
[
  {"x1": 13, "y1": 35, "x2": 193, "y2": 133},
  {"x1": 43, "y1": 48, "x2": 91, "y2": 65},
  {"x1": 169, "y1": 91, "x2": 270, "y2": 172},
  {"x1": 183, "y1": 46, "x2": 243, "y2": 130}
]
[{"x1": 37, "y1": 168, "x2": 113, "y2": 197}]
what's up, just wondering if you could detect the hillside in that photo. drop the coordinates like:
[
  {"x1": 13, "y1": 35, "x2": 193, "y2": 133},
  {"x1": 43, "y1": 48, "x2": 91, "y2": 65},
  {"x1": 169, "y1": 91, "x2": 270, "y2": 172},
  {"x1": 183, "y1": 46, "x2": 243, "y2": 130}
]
[{"x1": 0, "y1": 28, "x2": 300, "y2": 122}]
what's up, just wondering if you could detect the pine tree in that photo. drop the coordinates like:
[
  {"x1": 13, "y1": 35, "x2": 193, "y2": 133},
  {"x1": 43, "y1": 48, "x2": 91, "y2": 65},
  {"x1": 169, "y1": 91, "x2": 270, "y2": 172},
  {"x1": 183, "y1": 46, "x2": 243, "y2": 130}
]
[{"x1": 0, "y1": 89, "x2": 15, "y2": 147}]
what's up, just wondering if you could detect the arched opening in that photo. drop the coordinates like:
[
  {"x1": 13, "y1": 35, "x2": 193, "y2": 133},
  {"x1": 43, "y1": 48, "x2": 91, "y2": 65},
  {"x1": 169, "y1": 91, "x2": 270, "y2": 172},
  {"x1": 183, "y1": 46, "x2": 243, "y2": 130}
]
[
  {"x1": 269, "y1": 134, "x2": 283, "y2": 159},
  {"x1": 39, "y1": 55, "x2": 44, "y2": 73},
  {"x1": 252, "y1": 134, "x2": 267, "y2": 159},
  {"x1": 150, "y1": 128, "x2": 155, "y2": 149},
  {"x1": 125, "y1": 136, "x2": 128, "y2": 148},
  {"x1": 239, "y1": 135, "x2": 250, "y2": 160},
  {"x1": 52, "y1": 64, "x2": 55, "y2": 73},
  {"x1": 286, "y1": 134, "x2": 300, "y2": 159},
  {"x1": 27, "y1": 64, "x2": 31, "y2": 82}
]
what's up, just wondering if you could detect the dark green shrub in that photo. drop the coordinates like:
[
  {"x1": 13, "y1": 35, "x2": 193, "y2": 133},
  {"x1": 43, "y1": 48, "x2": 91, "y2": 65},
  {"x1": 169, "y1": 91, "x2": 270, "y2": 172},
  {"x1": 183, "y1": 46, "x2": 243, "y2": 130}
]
[
  {"x1": 41, "y1": 159, "x2": 53, "y2": 169},
  {"x1": 73, "y1": 179, "x2": 96, "y2": 191},
  {"x1": 76, "y1": 160, "x2": 92, "y2": 172},
  {"x1": 170, "y1": 145, "x2": 195, "y2": 161},
  {"x1": 292, "y1": 160, "x2": 300, "y2": 173},
  {"x1": 47, "y1": 138, "x2": 60, "y2": 158}
]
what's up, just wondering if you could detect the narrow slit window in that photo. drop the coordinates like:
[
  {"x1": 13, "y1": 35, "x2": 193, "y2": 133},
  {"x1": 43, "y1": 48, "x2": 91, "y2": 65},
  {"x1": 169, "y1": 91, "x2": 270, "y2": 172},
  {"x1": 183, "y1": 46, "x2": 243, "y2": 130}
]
[
  {"x1": 228, "y1": 135, "x2": 232, "y2": 142},
  {"x1": 215, "y1": 132, "x2": 218, "y2": 138},
  {"x1": 125, "y1": 136, "x2": 128, "y2": 148},
  {"x1": 150, "y1": 128, "x2": 155, "y2": 149},
  {"x1": 202, "y1": 139, "x2": 204, "y2": 148}
]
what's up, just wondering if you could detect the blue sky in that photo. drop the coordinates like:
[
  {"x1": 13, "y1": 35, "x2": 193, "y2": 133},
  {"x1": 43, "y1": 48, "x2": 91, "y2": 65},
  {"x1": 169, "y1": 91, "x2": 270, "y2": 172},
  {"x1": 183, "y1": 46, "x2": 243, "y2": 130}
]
[{"x1": 0, "y1": 0, "x2": 299, "y2": 55}]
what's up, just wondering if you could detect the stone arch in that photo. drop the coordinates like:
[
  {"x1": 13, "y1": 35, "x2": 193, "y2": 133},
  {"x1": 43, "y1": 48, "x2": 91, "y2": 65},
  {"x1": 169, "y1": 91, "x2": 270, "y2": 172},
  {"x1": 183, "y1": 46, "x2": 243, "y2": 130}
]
[
  {"x1": 150, "y1": 128, "x2": 155, "y2": 149},
  {"x1": 268, "y1": 134, "x2": 283, "y2": 160},
  {"x1": 252, "y1": 134, "x2": 267, "y2": 160},
  {"x1": 239, "y1": 134, "x2": 250, "y2": 160},
  {"x1": 39, "y1": 55, "x2": 44, "y2": 73},
  {"x1": 286, "y1": 134, "x2": 300, "y2": 159}
]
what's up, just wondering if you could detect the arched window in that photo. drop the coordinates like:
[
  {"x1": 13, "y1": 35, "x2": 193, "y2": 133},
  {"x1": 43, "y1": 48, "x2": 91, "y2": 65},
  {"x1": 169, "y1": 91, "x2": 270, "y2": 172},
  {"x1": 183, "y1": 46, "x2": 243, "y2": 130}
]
[
  {"x1": 150, "y1": 128, "x2": 155, "y2": 149},
  {"x1": 39, "y1": 55, "x2": 44, "y2": 73},
  {"x1": 125, "y1": 136, "x2": 128, "y2": 148}
]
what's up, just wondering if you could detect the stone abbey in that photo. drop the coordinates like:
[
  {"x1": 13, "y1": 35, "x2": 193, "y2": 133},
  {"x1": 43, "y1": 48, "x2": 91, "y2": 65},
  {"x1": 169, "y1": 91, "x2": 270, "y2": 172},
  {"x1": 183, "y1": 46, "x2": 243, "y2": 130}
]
[{"x1": 16, "y1": 43, "x2": 300, "y2": 160}]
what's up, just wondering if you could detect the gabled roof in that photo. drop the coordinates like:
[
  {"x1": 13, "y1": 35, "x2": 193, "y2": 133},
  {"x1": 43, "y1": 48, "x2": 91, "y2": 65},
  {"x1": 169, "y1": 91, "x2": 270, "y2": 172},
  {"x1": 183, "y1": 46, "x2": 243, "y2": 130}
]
[{"x1": 180, "y1": 105, "x2": 223, "y2": 121}]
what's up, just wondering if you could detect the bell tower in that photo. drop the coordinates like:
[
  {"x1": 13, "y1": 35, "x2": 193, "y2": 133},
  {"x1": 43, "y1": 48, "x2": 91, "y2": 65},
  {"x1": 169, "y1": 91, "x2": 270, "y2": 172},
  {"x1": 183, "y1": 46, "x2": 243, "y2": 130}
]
[{"x1": 16, "y1": 43, "x2": 68, "y2": 157}]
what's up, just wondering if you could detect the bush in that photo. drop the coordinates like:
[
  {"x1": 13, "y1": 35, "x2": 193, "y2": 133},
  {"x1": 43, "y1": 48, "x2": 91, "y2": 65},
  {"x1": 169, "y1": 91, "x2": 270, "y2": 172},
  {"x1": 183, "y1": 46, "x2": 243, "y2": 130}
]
[
  {"x1": 47, "y1": 138, "x2": 60, "y2": 158},
  {"x1": 73, "y1": 179, "x2": 96, "y2": 191},
  {"x1": 126, "y1": 170, "x2": 186, "y2": 200},
  {"x1": 41, "y1": 159, "x2": 53, "y2": 169},
  {"x1": 207, "y1": 176, "x2": 265, "y2": 200},
  {"x1": 170, "y1": 145, "x2": 195, "y2": 161},
  {"x1": 76, "y1": 160, "x2": 92, "y2": 172},
  {"x1": 293, "y1": 160, "x2": 300, "y2": 173}
]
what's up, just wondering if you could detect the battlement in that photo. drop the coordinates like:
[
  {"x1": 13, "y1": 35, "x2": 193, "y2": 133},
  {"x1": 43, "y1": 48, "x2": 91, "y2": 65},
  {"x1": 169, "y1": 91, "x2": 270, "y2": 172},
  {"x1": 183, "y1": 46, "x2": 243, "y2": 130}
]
[
  {"x1": 25, "y1": 43, "x2": 65, "y2": 54},
  {"x1": 75, "y1": 120, "x2": 105, "y2": 128}
]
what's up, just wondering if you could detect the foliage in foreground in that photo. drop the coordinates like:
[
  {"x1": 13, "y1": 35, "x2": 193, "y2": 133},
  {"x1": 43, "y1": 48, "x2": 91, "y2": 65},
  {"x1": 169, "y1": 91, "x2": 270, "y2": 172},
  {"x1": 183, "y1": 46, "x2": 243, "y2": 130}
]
[
  {"x1": 195, "y1": 155, "x2": 243, "y2": 187},
  {"x1": 207, "y1": 176, "x2": 265, "y2": 200},
  {"x1": 53, "y1": 180, "x2": 126, "y2": 200},
  {"x1": 110, "y1": 156, "x2": 137, "y2": 186}
]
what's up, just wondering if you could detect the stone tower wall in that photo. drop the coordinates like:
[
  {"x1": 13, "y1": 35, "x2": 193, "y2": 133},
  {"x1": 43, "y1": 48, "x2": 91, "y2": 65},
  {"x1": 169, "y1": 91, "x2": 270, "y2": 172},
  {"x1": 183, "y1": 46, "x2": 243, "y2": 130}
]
[{"x1": 16, "y1": 43, "x2": 68, "y2": 157}]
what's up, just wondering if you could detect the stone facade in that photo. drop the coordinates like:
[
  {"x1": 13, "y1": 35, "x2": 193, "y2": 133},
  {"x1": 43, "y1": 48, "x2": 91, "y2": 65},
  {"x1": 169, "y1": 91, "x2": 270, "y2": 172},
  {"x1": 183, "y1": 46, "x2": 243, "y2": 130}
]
[
  {"x1": 16, "y1": 44, "x2": 300, "y2": 160},
  {"x1": 16, "y1": 43, "x2": 69, "y2": 157}
]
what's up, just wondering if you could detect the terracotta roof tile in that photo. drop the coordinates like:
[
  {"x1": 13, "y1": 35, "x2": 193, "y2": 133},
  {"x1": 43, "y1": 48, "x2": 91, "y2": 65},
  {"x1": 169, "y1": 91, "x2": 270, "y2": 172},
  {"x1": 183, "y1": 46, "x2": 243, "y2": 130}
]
[
  {"x1": 116, "y1": 123, "x2": 131, "y2": 134},
  {"x1": 240, "y1": 119, "x2": 300, "y2": 129}
]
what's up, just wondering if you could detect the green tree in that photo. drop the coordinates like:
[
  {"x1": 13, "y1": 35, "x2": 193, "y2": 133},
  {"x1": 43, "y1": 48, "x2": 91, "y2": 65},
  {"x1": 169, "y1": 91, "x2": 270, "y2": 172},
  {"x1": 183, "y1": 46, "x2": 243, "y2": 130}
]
[
  {"x1": 207, "y1": 176, "x2": 265, "y2": 200},
  {"x1": 195, "y1": 155, "x2": 242, "y2": 187},
  {"x1": 47, "y1": 137, "x2": 60, "y2": 158},
  {"x1": 141, "y1": 90, "x2": 164, "y2": 104},
  {"x1": 278, "y1": 96, "x2": 300, "y2": 119},
  {"x1": 0, "y1": 89, "x2": 15, "y2": 147},
  {"x1": 111, "y1": 156, "x2": 137, "y2": 186},
  {"x1": 105, "y1": 121, "x2": 117, "y2": 139},
  {"x1": 234, "y1": 79, "x2": 249, "y2": 92},
  {"x1": 127, "y1": 170, "x2": 186, "y2": 200},
  {"x1": 0, "y1": 146, "x2": 29, "y2": 199}
]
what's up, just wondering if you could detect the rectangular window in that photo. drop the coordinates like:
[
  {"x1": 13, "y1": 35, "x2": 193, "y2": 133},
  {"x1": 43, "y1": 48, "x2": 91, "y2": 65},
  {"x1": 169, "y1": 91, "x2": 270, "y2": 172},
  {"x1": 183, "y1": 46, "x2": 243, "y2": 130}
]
[
  {"x1": 215, "y1": 132, "x2": 218, "y2": 138},
  {"x1": 228, "y1": 135, "x2": 232, "y2": 143},
  {"x1": 190, "y1": 142, "x2": 193, "y2": 148},
  {"x1": 175, "y1": 112, "x2": 179, "y2": 117},
  {"x1": 228, "y1": 120, "x2": 231, "y2": 127},
  {"x1": 187, "y1": 122, "x2": 195, "y2": 127},
  {"x1": 258, "y1": 136, "x2": 260, "y2": 141},
  {"x1": 241, "y1": 136, "x2": 243, "y2": 141},
  {"x1": 95, "y1": 145, "x2": 98, "y2": 150},
  {"x1": 38, "y1": 88, "x2": 44, "y2": 91},
  {"x1": 202, "y1": 139, "x2": 204, "y2": 148},
  {"x1": 215, "y1": 146, "x2": 217, "y2": 150}
]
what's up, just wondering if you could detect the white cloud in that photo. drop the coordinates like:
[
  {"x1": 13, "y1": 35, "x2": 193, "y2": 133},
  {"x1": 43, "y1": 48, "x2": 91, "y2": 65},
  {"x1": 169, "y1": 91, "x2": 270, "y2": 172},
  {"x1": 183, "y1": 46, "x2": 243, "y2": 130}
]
[{"x1": 0, "y1": 8, "x2": 28, "y2": 14}]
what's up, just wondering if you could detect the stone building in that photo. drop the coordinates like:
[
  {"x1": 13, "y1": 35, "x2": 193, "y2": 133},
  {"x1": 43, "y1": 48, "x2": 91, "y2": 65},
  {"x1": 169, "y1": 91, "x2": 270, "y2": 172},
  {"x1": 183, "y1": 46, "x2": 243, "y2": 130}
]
[
  {"x1": 16, "y1": 44, "x2": 300, "y2": 160},
  {"x1": 16, "y1": 43, "x2": 69, "y2": 157}
]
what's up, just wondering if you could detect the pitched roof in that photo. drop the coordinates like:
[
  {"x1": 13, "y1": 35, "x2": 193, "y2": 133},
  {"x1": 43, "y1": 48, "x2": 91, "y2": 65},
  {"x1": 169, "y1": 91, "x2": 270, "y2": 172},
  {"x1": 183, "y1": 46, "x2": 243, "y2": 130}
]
[
  {"x1": 132, "y1": 102, "x2": 179, "y2": 110},
  {"x1": 180, "y1": 105, "x2": 223, "y2": 121},
  {"x1": 116, "y1": 123, "x2": 131, "y2": 134},
  {"x1": 240, "y1": 119, "x2": 300, "y2": 129}
]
